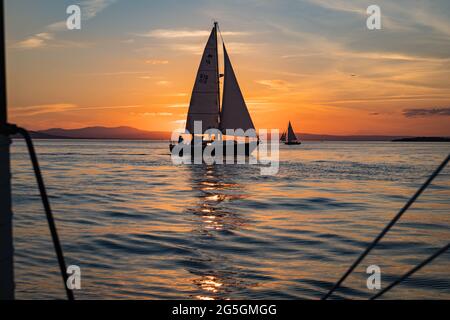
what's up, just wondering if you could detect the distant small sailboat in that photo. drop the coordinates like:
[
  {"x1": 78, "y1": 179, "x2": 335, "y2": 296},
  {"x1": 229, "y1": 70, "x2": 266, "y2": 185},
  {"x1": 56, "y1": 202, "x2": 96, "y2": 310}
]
[
  {"x1": 283, "y1": 121, "x2": 301, "y2": 145},
  {"x1": 170, "y1": 22, "x2": 258, "y2": 157}
]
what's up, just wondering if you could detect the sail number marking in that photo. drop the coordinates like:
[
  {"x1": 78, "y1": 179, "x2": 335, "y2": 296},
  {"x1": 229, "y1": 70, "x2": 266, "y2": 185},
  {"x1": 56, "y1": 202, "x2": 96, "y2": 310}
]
[
  {"x1": 205, "y1": 53, "x2": 214, "y2": 65},
  {"x1": 199, "y1": 73, "x2": 209, "y2": 84}
]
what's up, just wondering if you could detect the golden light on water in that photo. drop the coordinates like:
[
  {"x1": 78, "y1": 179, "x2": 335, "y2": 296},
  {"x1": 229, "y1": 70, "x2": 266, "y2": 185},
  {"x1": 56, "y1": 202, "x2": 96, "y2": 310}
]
[
  {"x1": 205, "y1": 195, "x2": 221, "y2": 201},
  {"x1": 201, "y1": 276, "x2": 223, "y2": 292},
  {"x1": 196, "y1": 295, "x2": 215, "y2": 300},
  {"x1": 201, "y1": 182, "x2": 217, "y2": 187},
  {"x1": 194, "y1": 276, "x2": 225, "y2": 299}
]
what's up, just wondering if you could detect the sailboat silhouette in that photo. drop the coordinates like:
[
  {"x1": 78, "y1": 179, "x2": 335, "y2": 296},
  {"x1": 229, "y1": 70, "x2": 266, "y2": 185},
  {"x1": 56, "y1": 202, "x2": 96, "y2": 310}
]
[
  {"x1": 281, "y1": 121, "x2": 301, "y2": 145},
  {"x1": 170, "y1": 22, "x2": 258, "y2": 157}
]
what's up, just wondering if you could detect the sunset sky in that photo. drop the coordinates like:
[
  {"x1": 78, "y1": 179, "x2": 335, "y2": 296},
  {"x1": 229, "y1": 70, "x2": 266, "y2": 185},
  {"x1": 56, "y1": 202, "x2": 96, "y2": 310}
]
[{"x1": 5, "y1": 0, "x2": 450, "y2": 135}]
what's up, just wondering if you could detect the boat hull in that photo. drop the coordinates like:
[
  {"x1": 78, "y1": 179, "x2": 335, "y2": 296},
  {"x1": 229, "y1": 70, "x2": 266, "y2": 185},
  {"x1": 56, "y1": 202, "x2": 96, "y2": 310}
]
[
  {"x1": 285, "y1": 141, "x2": 301, "y2": 145},
  {"x1": 169, "y1": 141, "x2": 258, "y2": 158}
]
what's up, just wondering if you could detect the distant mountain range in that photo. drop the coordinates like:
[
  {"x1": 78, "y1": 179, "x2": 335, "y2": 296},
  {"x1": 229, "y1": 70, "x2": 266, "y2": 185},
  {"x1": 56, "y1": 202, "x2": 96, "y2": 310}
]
[
  {"x1": 392, "y1": 137, "x2": 450, "y2": 142},
  {"x1": 11, "y1": 126, "x2": 448, "y2": 141},
  {"x1": 35, "y1": 126, "x2": 170, "y2": 140}
]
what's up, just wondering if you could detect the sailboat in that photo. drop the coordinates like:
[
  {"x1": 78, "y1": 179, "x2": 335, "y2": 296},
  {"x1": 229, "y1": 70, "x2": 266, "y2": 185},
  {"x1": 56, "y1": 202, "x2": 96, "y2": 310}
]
[
  {"x1": 283, "y1": 121, "x2": 301, "y2": 145},
  {"x1": 169, "y1": 22, "x2": 258, "y2": 157}
]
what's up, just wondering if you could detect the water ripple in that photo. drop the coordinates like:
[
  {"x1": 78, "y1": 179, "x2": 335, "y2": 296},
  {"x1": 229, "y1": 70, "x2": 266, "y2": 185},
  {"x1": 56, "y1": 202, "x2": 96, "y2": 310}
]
[{"x1": 10, "y1": 140, "x2": 450, "y2": 299}]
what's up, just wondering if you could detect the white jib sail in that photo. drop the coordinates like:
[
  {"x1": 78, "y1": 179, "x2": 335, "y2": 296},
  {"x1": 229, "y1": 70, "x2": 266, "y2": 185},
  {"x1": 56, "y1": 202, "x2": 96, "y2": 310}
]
[{"x1": 220, "y1": 44, "x2": 255, "y2": 136}]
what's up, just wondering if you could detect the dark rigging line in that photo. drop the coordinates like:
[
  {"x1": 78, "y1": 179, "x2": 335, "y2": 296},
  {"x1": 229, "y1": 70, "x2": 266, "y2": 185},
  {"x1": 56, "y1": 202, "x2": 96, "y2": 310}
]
[
  {"x1": 19, "y1": 126, "x2": 74, "y2": 300},
  {"x1": 370, "y1": 243, "x2": 449, "y2": 300},
  {"x1": 3, "y1": 124, "x2": 74, "y2": 300},
  {"x1": 322, "y1": 153, "x2": 450, "y2": 300}
]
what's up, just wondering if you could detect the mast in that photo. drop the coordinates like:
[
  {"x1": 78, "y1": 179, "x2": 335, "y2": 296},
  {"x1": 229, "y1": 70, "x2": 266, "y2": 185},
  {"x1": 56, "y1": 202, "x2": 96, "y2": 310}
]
[
  {"x1": 0, "y1": 0, "x2": 15, "y2": 300},
  {"x1": 214, "y1": 22, "x2": 221, "y2": 122}
]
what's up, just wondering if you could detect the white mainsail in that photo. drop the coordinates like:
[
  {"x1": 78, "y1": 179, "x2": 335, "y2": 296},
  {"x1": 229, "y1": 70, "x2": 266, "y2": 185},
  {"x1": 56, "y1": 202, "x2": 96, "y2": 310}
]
[
  {"x1": 287, "y1": 121, "x2": 297, "y2": 142},
  {"x1": 220, "y1": 44, "x2": 255, "y2": 135},
  {"x1": 185, "y1": 25, "x2": 220, "y2": 134}
]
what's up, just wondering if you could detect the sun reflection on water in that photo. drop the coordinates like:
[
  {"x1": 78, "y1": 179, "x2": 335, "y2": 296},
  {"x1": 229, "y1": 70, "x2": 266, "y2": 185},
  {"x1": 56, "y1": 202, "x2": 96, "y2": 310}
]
[{"x1": 186, "y1": 165, "x2": 250, "y2": 300}]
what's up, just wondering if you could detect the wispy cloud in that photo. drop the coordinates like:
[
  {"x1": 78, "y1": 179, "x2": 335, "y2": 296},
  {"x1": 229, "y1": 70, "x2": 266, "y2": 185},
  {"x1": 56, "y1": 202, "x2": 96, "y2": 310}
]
[
  {"x1": 12, "y1": 33, "x2": 53, "y2": 49},
  {"x1": 302, "y1": 0, "x2": 364, "y2": 15},
  {"x1": 14, "y1": 103, "x2": 142, "y2": 116},
  {"x1": 255, "y1": 79, "x2": 292, "y2": 90},
  {"x1": 82, "y1": 0, "x2": 117, "y2": 19},
  {"x1": 156, "y1": 80, "x2": 171, "y2": 86},
  {"x1": 166, "y1": 103, "x2": 189, "y2": 108},
  {"x1": 301, "y1": 0, "x2": 450, "y2": 37},
  {"x1": 282, "y1": 51, "x2": 450, "y2": 63},
  {"x1": 131, "y1": 112, "x2": 173, "y2": 117},
  {"x1": 81, "y1": 71, "x2": 151, "y2": 76},
  {"x1": 138, "y1": 28, "x2": 249, "y2": 39},
  {"x1": 403, "y1": 107, "x2": 450, "y2": 118},
  {"x1": 168, "y1": 43, "x2": 204, "y2": 55},
  {"x1": 14, "y1": 104, "x2": 77, "y2": 116},
  {"x1": 162, "y1": 93, "x2": 187, "y2": 97},
  {"x1": 145, "y1": 59, "x2": 169, "y2": 65},
  {"x1": 12, "y1": 0, "x2": 117, "y2": 50}
]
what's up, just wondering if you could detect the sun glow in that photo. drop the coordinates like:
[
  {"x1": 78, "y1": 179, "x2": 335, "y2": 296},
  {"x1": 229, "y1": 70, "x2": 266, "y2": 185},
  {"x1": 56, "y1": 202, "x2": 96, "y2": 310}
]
[{"x1": 6, "y1": 1, "x2": 450, "y2": 136}]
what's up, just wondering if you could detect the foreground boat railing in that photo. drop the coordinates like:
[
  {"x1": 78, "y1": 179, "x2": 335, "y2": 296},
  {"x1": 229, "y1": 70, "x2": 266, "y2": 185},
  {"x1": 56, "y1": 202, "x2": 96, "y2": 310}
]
[
  {"x1": 0, "y1": 124, "x2": 74, "y2": 301},
  {"x1": 323, "y1": 153, "x2": 450, "y2": 300}
]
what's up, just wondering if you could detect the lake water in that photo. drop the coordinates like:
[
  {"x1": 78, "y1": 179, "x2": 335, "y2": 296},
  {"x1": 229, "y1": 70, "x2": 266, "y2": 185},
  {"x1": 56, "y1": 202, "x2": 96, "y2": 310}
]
[{"x1": 10, "y1": 140, "x2": 450, "y2": 299}]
